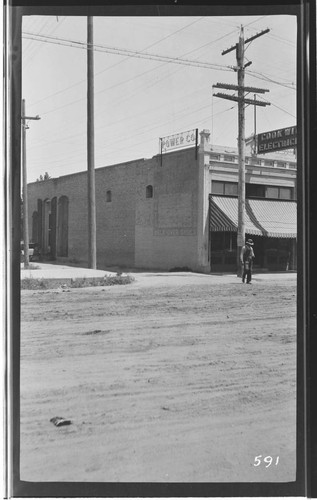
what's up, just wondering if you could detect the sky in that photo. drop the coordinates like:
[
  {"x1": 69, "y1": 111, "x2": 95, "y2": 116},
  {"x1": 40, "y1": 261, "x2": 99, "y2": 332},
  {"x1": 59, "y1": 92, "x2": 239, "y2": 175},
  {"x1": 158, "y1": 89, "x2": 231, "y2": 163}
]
[{"x1": 22, "y1": 13, "x2": 297, "y2": 183}]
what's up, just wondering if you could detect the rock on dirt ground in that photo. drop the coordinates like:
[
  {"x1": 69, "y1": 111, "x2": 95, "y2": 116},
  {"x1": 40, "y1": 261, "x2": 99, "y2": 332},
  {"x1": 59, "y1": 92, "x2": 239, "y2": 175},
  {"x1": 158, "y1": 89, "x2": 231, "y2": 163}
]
[{"x1": 20, "y1": 273, "x2": 296, "y2": 482}]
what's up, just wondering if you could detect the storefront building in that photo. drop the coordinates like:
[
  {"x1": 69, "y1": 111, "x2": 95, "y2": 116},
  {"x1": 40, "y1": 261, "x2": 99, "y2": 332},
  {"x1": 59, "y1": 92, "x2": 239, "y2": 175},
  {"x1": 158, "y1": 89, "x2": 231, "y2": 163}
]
[{"x1": 27, "y1": 129, "x2": 297, "y2": 273}]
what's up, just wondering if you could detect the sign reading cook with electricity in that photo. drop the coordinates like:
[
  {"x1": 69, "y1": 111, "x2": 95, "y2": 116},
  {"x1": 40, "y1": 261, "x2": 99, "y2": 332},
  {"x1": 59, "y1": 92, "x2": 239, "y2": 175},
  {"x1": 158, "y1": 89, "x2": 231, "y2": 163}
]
[
  {"x1": 257, "y1": 126, "x2": 297, "y2": 153},
  {"x1": 161, "y1": 129, "x2": 197, "y2": 152}
]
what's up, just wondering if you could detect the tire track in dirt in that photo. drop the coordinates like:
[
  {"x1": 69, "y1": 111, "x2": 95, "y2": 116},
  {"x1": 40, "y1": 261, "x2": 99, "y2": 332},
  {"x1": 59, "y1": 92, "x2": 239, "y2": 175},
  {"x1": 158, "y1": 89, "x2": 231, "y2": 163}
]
[{"x1": 20, "y1": 276, "x2": 297, "y2": 482}]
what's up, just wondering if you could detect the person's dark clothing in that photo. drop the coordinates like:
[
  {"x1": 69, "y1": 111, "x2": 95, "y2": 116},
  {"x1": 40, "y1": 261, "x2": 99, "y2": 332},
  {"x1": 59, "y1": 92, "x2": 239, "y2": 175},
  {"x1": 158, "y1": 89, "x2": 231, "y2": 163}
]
[{"x1": 241, "y1": 244, "x2": 255, "y2": 283}]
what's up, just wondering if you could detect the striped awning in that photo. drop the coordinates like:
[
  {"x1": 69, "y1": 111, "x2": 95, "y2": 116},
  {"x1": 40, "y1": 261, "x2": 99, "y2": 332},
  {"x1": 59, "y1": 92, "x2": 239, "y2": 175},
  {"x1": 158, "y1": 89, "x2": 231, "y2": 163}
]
[
  {"x1": 247, "y1": 198, "x2": 297, "y2": 238},
  {"x1": 210, "y1": 196, "x2": 297, "y2": 238},
  {"x1": 209, "y1": 196, "x2": 263, "y2": 236}
]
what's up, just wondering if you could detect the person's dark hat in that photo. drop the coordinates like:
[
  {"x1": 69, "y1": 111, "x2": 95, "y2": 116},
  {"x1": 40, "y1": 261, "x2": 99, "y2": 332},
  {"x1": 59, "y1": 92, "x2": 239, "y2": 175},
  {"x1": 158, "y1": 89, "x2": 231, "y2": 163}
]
[{"x1": 246, "y1": 239, "x2": 254, "y2": 246}]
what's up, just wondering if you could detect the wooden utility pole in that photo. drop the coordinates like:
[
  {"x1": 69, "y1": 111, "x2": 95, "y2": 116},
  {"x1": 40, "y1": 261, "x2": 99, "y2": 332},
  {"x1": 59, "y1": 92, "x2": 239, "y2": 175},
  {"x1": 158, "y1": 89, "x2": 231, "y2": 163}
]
[
  {"x1": 237, "y1": 27, "x2": 246, "y2": 276},
  {"x1": 214, "y1": 26, "x2": 270, "y2": 276},
  {"x1": 21, "y1": 99, "x2": 29, "y2": 269},
  {"x1": 87, "y1": 16, "x2": 97, "y2": 269},
  {"x1": 254, "y1": 94, "x2": 257, "y2": 143},
  {"x1": 21, "y1": 99, "x2": 40, "y2": 269}
]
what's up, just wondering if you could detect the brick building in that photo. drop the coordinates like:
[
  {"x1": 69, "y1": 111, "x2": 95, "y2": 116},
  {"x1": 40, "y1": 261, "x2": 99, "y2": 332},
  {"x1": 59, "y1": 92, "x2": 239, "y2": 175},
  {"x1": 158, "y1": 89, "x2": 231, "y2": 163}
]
[{"x1": 27, "y1": 129, "x2": 297, "y2": 273}]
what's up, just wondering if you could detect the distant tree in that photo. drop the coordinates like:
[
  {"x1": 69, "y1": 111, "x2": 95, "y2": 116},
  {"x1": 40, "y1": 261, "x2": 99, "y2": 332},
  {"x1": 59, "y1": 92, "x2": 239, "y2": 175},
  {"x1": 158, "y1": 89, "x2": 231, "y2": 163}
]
[{"x1": 36, "y1": 172, "x2": 51, "y2": 182}]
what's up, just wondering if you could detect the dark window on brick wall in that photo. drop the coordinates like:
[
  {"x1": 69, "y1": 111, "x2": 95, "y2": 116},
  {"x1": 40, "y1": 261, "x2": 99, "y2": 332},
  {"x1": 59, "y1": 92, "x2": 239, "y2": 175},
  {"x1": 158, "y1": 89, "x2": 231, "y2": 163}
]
[
  {"x1": 146, "y1": 185, "x2": 153, "y2": 198},
  {"x1": 106, "y1": 190, "x2": 112, "y2": 202}
]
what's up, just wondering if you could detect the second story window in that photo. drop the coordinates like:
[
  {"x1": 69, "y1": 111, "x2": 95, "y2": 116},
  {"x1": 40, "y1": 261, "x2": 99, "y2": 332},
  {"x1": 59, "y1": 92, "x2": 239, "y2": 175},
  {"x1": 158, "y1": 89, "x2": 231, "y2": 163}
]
[
  {"x1": 266, "y1": 186, "x2": 293, "y2": 200},
  {"x1": 246, "y1": 184, "x2": 265, "y2": 198},
  {"x1": 146, "y1": 185, "x2": 153, "y2": 198},
  {"x1": 247, "y1": 183, "x2": 294, "y2": 200},
  {"x1": 211, "y1": 181, "x2": 224, "y2": 195},
  {"x1": 106, "y1": 190, "x2": 112, "y2": 202},
  {"x1": 211, "y1": 181, "x2": 238, "y2": 196}
]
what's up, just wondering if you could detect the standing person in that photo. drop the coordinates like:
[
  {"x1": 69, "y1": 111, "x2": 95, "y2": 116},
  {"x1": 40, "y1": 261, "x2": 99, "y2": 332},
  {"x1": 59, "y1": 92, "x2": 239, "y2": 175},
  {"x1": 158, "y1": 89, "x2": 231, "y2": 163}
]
[{"x1": 240, "y1": 239, "x2": 255, "y2": 284}]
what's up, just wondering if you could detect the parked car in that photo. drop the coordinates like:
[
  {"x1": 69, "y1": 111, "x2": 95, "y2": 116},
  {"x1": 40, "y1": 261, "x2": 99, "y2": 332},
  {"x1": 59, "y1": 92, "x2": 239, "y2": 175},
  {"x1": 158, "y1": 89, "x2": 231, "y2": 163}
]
[{"x1": 21, "y1": 242, "x2": 41, "y2": 262}]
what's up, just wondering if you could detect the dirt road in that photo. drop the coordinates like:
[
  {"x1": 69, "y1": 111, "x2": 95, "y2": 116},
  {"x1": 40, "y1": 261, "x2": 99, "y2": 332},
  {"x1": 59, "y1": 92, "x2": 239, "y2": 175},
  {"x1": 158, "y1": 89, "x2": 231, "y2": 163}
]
[{"x1": 20, "y1": 273, "x2": 297, "y2": 482}]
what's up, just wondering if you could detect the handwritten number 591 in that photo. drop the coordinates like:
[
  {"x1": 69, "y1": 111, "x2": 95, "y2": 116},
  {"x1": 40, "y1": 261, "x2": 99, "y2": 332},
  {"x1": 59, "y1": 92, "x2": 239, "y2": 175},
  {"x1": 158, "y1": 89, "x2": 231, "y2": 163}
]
[{"x1": 254, "y1": 455, "x2": 279, "y2": 467}]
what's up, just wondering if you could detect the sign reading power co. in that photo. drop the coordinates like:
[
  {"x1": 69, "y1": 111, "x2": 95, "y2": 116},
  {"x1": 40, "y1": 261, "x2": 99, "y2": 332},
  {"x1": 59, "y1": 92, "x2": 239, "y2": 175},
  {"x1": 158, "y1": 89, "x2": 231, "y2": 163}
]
[
  {"x1": 257, "y1": 126, "x2": 297, "y2": 154},
  {"x1": 160, "y1": 129, "x2": 198, "y2": 152}
]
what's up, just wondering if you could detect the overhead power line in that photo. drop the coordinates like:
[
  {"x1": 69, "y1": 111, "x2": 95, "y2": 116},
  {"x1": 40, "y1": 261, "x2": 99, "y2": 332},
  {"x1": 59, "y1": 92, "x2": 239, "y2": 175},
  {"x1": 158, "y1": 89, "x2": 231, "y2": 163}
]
[
  {"x1": 245, "y1": 69, "x2": 296, "y2": 90},
  {"x1": 23, "y1": 30, "x2": 296, "y2": 93},
  {"x1": 25, "y1": 16, "x2": 209, "y2": 109},
  {"x1": 22, "y1": 32, "x2": 233, "y2": 72},
  {"x1": 143, "y1": 16, "x2": 206, "y2": 50},
  {"x1": 256, "y1": 94, "x2": 296, "y2": 118}
]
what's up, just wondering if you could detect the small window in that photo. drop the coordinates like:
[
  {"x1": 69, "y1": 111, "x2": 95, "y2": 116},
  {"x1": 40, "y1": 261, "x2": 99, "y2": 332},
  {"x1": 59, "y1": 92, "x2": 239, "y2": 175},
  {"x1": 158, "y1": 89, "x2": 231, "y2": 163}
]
[
  {"x1": 246, "y1": 183, "x2": 265, "y2": 198},
  {"x1": 289, "y1": 162, "x2": 296, "y2": 169},
  {"x1": 224, "y1": 182, "x2": 238, "y2": 196},
  {"x1": 224, "y1": 155, "x2": 235, "y2": 162},
  {"x1": 250, "y1": 158, "x2": 261, "y2": 165},
  {"x1": 279, "y1": 187, "x2": 292, "y2": 200},
  {"x1": 212, "y1": 181, "x2": 224, "y2": 195},
  {"x1": 210, "y1": 153, "x2": 220, "y2": 161},
  {"x1": 276, "y1": 162, "x2": 286, "y2": 168},
  {"x1": 146, "y1": 185, "x2": 153, "y2": 198},
  {"x1": 266, "y1": 186, "x2": 279, "y2": 199},
  {"x1": 264, "y1": 160, "x2": 274, "y2": 167},
  {"x1": 106, "y1": 190, "x2": 112, "y2": 202},
  {"x1": 265, "y1": 186, "x2": 292, "y2": 199}
]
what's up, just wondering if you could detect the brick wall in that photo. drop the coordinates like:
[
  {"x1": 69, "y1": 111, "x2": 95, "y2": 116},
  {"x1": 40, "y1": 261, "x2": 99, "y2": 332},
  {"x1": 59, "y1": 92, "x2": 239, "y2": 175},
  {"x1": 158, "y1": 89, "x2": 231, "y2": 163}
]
[
  {"x1": 28, "y1": 172, "x2": 89, "y2": 264},
  {"x1": 135, "y1": 148, "x2": 200, "y2": 270},
  {"x1": 95, "y1": 161, "x2": 141, "y2": 268},
  {"x1": 27, "y1": 159, "x2": 145, "y2": 268},
  {"x1": 27, "y1": 149, "x2": 200, "y2": 271}
]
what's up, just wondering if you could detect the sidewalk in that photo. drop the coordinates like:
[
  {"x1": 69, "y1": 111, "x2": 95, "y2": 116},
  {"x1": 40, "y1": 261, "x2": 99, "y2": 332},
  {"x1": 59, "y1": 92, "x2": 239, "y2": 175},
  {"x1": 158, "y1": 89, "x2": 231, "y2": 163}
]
[
  {"x1": 20, "y1": 262, "x2": 297, "y2": 284},
  {"x1": 20, "y1": 263, "x2": 116, "y2": 280}
]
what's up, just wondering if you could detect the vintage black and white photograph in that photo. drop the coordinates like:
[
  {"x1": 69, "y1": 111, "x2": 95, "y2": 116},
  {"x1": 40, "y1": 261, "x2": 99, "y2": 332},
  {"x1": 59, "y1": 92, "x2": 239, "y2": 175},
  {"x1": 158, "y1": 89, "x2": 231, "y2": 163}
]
[{"x1": 10, "y1": 1, "x2": 308, "y2": 492}]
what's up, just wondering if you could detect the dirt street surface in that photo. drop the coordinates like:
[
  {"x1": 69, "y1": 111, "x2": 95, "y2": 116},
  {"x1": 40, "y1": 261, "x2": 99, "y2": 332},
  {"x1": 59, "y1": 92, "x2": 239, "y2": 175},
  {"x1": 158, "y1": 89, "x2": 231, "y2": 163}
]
[{"x1": 20, "y1": 272, "x2": 297, "y2": 483}]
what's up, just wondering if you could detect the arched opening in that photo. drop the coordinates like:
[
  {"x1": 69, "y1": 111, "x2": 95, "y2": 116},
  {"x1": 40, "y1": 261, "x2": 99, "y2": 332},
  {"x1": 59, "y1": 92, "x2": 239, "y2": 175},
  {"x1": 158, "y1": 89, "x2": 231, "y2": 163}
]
[
  {"x1": 43, "y1": 198, "x2": 51, "y2": 255},
  {"x1": 32, "y1": 211, "x2": 39, "y2": 243},
  {"x1": 50, "y1": 197, "x2": 57, "y2": 260},
  {"x1": 37, "y1": 199, "x2": 43, "y2": 251},
  {"x1": 57, "y1": 196, "x2": 69, "y2": 257},
  {"x1": 146, "y1": 185, "x2": 153, "y2": 198}
]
